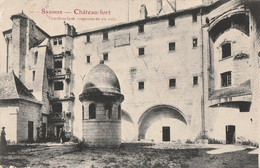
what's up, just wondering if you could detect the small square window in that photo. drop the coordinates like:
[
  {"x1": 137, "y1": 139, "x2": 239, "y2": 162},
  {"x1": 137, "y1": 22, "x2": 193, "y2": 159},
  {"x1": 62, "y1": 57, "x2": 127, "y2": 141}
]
[
  {"x1": 103, "y1": 32, "x2": 108, "y2": 41},
  {"x1": 139, "y1": 48, "x2": 145, "y2": 56},
  {"x1": 86, "y1": 35, "x2": 90, "y2": 43},
  {"x1": 169, "y1": 78, "x2": 176, "y2": 88},
  {"x1": 54, "y1": 81, "x2": 64, "y2": 90},
  {"x1": 169, "y1": 42, "x2": 176, "y2": 51},
  {"x1": 86, "y1": 55, "x2": 91, "y2": 63},
  {"x1": 222, "y1": 43, "x2": 231, "y2": 58},
  {"x1": 139, "y1": 81, "x2": 144, "y2": 90},
  {"x1": 169, "y1": 17, "x2": 175, "y2": 27},
  {"x1": 193, "y1": 76, "x2": 198, "y2": 86},
  {"x1": 193, "y1": 38, "x2": 198, "y2": 48},
  {"x1": 221, "y1": 71, "x2": 231, "y2": 87},
  {"x1": 192, "y1": 13, "x2": 197, "y2": 22},
  {"x1": 53, "y1": 38, "x2": 57, "y2": 45},
  {"x1": 138, "y1": 25, "x2": 144, "y2": 33},
  {"x1": 58, "y1": 37, "x2": 62, "y2": 45},
  {"x1": 103, "y1": 53, "x2": 108, "y2": 61}
]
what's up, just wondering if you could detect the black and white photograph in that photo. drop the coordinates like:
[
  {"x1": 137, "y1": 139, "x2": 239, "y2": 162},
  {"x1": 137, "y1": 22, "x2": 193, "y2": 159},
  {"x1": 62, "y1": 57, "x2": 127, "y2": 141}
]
[{"x1": 0, "y1": 0, "x2": 259, "y2": 167}]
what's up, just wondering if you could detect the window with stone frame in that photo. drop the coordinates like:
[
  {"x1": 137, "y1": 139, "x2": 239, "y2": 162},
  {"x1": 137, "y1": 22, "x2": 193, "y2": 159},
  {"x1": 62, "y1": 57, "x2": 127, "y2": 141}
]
[
  {"x1": 82, "y1": 105, "x2": 85, "y2": 119},
  {"x1": 169, "y1": 17, "x2": 175, "y2": 27},
  {"x1": 169, "y1": 78, "x2": 176, "y2": 88},
  {"x1": 221, "y1": 71, "x2": 232, "y2": 87},
  {"x1": 193, "y1": 76, "x2": 198, "y2": 86},
  {"x1": 139, "y1": 81, "x2": 144, "y2": 90},
  {"x1": 192, "y1": 13, "x2": 197, "y2": 22},
  {"x1": 54, "y1": 81, "x2": 64, "y2": 90},
  {"x1": 105, "y1": 103, "x2": 112, "y2": 119},
  {"x1": 138, "y1": 24, "x2": 144, "y2": 33},
  {"x1": 58, "y1": 37, "x2": 62, "y2": 45},
  {"x1": 54, "y1": 59, "x2": 62, "y2": 69},
  {"x1": 118, "y1": 105, "x2": 121, "y2": 120},
  {"x1": 103, "y1": 32, "x2": 108, "y2": 41},
  {"x1": 103, "y1": 53, "x2": 108, "y2": 61},
  {"x1": 53, "y1": 103, "x2": 62, "y2": 112},
  {"x1": 53, "y1": 38, "x2": 58, "y2": 45},
  {"x1": 193, "y1": 38, "x2": 198, "y2": 48},
  {"x1": 221, "y1": 43, "x2": 231, "y2": 59},
  {"x1": 34, "y1": 52, "x2": 38, "y2": 65},
  {"x1": 169, "y1": 42, "x2": 176, "y2": 51},
  {"x1": 89, "y1": 103, "x2": 96, "y2": 119},
  {"x1": 138, "y1": 47, "x2": 145, "y2": 56},
  {"x1": 86, "y1": 35, "x2": 91, "y2": 43}
]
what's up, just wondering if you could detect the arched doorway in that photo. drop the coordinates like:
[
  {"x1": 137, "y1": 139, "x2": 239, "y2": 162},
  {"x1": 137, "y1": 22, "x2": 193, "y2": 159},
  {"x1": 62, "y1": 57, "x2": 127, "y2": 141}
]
[
  {"x1": 121, "y1": 110, "x2": 135, "y2": 142},
  {"x1": 138, "y1": 105, "x2": 187, "y2": 141}
]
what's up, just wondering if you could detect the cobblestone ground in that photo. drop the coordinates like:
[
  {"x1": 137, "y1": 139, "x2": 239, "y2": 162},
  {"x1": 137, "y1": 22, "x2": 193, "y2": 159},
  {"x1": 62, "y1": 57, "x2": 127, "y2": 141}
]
[{"x1": 0, "y1": 142, "x2": 258, "y2": 168}]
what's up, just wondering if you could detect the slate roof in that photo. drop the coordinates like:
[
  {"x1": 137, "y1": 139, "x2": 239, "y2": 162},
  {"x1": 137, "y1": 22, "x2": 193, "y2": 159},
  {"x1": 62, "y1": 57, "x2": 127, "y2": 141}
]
[
  {"x1": 209, "y1": 80, "x2": 252, "y2": 100},
  {"x1": 0, "y1": 72, "x2": 42, "y2": 104}
]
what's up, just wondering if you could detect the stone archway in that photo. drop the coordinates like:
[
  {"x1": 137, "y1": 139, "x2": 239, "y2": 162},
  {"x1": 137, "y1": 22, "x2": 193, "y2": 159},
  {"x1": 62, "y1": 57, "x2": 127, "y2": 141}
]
[
  {"x1": 138, "y1": 105, "x2": 187, "y2": 140},
  {"x1": 121, "y1": 110, "x2": 135, "y2": 142}
]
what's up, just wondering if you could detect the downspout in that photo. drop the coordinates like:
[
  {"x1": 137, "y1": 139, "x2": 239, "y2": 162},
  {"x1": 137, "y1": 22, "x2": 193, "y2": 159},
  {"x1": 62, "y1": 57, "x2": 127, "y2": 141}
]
[{"x1": 200, "y1": 8, "x2": 206, "y2": 138}]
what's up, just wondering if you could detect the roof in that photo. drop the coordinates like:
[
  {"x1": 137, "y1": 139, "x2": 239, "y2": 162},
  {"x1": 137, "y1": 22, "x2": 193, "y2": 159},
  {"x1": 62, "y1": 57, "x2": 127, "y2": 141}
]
[
  {"x1": 0, "y1": 72, "x2": 42, "y2": 105},
  {"x1": 82, "y1": 60, "x2": 121, "y2": 95},
  {"x1": 209, "y1": 80, "x2": 252, "y2": 100},
  {"x1": 10, "y1": 11, "x2": 31, "y2": 20}
]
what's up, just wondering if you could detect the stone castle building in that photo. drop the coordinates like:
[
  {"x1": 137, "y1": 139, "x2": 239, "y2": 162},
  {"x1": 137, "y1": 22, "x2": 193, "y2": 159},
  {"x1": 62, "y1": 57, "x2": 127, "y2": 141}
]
[{"x1": 1, "y1": 0, "x2": 259, "y2": 144}]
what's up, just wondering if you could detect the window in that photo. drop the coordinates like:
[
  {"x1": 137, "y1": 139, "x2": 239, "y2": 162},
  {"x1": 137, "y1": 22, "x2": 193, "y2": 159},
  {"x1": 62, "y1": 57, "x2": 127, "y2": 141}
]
[
  {"x1": 54, "y1": 59, "x2": 62, "y2": 69},
  {"x1": 193, "y1": 76, "x2": 198, "y2": 86},
  {"x1": 239, "y1": 103, "x2": 250, "y2": 112},
  {"x1": 86, "y1": 56, "x2": 91, "y2": 63},
  {"x1": 222, "y1": 43, "x2": 231, "y2": 59},
  {"x1": 34, "y1": 52, "x2": 38, "y2": 65},
  {"x1": 169, "y1": 78, "x2": 176, "y2": 88},
  {"x1": 58, "y1": 37, "x2": 62, "y2": 45},
  {"x1": 32, "y1": 71, "x2": 35, "y2": 81},
  {"x1": 139, "y1": 81, "x2": 144, "y2": 90},
  {"x1": 169, "y1": 17, "x2": 175, "y2": 27},
  {"x1": 138, "y1": 25, "x2": 144, "y2": 33},
  {"x1": 138, "y1": 47, "x2": 145, "y2": 56},
  {"x1": 103, "y1": 53, "x2": 108, "y2": 61},
  {"x1": 169, "y1": 42, "x2": 175, "y2": 51},
  {"x1": 86, "y1": 35, "x2": 90, "y2": 43},
  {"x1": 105, "y1": 103, "x2": 112, "y2": 119},
  {"x1": 89, "y1": 103, "x2": 96, "y2": 119},
  {"x1": 53, "y1": 103, "x2": 62, "y2": 112},
  {"x1": 221, "y1": 71, "x2": 231, "y2": 87},
  {"x1": 53, "y1": 38, "x2": 57, "y2": 45},
  {"x1": 82, "y1": 105, "x2": 85, "y2": 120},
  {"x1": 103, "y1": 32, "x2": 108, "y2": 41},
  {"x1": 193, "y1": 38, "x2": 198, "y2": 48},
  {"x1": 192, "y1": 13, "x2": 197, "y2": 22},
  {"x1": 54, "y1": 81, "x2": 64, "y2": 90},
  {"x1": 118, "y1": 105, "x2": 121, "y2": 120}
]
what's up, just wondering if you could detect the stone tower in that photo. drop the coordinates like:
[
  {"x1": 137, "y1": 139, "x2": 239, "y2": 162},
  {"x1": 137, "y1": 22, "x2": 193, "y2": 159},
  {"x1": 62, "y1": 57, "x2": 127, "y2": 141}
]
[{"x1": 79, "y1": 60, "x2": 124, "y2": 147}]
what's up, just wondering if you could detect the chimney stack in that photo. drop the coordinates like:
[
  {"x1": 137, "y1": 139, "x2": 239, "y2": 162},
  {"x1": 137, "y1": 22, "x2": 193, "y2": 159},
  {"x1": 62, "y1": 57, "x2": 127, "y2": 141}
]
[
  {"x1": 140, "y1": 4, "x2": 148, "y2": 19},
  {"x1": 157, "y1": 0, "x2": 163, "y2": 14}
]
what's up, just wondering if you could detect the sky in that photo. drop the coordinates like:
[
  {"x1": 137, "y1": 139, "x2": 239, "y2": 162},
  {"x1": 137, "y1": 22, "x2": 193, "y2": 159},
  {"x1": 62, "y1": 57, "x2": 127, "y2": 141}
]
[{"x1": 0, "y1": 0, "x2": 202, "y2": 72}]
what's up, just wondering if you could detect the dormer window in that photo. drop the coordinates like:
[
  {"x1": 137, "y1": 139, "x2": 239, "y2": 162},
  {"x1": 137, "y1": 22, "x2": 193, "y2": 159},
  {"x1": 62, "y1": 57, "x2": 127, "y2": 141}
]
[{"x1": 222, "y1": 43, "x2": 231, "y2": 59}]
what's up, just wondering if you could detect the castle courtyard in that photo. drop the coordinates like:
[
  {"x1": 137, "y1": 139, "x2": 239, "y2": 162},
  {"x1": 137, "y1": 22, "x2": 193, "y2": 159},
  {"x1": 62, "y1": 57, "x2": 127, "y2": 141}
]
[{"x1": 0, "y1": 142, "x2": 258, "y2": 168}]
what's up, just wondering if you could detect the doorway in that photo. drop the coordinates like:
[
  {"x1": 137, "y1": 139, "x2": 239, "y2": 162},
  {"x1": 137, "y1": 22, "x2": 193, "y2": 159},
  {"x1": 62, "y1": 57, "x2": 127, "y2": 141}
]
[
  {"x1": 28, "y1": 121, "x2": 34, "y2": 142},
  {"x1": 42, "y1": 123, "x2": 47, "y2": 139},
  {"x1": 162, "y1": 126, "x2": 170, "y2": 142},
  {"x1": 226, "y1": 125, "x2": 235, "y2": 144}
]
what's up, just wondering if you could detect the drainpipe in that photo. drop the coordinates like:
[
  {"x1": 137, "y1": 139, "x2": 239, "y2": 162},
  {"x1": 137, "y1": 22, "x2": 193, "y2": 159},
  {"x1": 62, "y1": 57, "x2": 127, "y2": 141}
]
[{"x1": 200, "y1": 9, "x2": 206, "y2": 138}]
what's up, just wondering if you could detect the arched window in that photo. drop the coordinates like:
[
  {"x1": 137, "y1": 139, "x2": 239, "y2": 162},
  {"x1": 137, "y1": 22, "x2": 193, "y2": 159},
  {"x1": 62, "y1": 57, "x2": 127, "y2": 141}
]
[
  {"x1": 82, "y1": 105, "x2": 84, "y2": 120},
  {"x1": 89, "y1": 103, "x2": 96, "y2": 119},
  {"x1": 118, "y1": 105, "x2": 121, "y2": 120},
  {"x1": 105, "y1": 103, "x2": 112, "y2": 119}
]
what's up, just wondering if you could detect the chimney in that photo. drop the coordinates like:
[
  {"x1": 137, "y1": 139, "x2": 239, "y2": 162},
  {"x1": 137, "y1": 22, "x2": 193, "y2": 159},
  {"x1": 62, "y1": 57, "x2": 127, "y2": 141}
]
[
  {"x1": 140, "y1": 4, "x2": 148, "y2": 19},
  {"x1": 157, "y1": 0, "x2": 163, "y2": 14}
]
